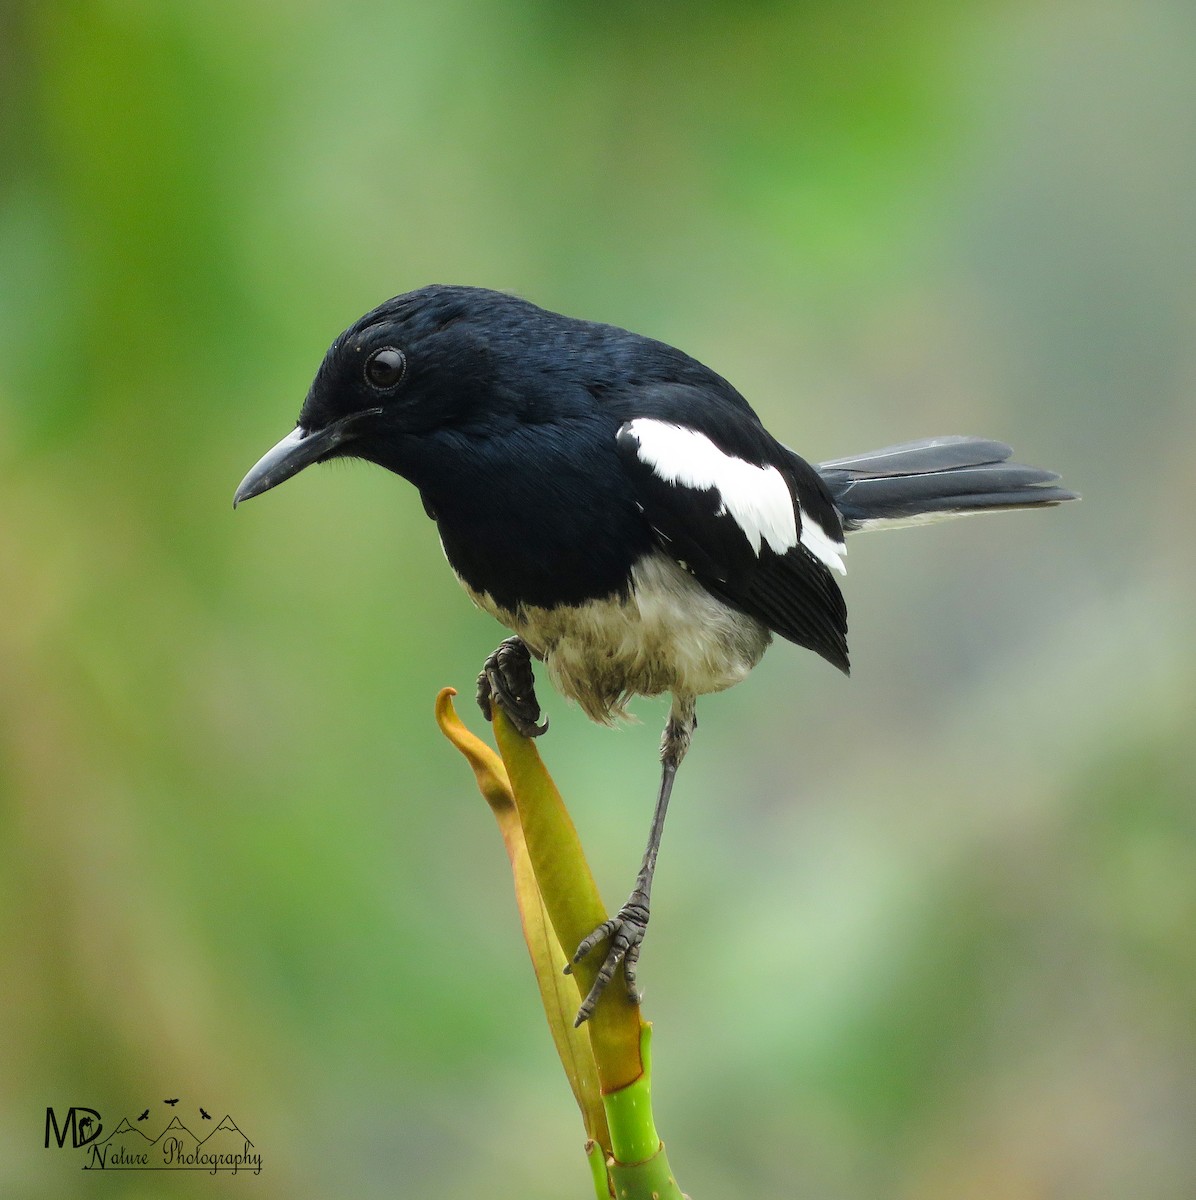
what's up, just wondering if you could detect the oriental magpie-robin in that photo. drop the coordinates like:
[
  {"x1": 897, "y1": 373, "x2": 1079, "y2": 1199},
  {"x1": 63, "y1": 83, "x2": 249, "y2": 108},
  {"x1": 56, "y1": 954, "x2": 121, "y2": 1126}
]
[{"x1": 235, "y1": 284, "x2": 1075, "y2": 1024}]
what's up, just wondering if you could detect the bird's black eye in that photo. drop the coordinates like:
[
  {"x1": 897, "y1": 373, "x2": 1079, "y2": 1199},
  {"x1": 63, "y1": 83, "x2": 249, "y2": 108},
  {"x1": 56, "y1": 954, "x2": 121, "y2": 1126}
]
[{"x1": 364, "y1": 347, "x2": 407, "y2": 389}]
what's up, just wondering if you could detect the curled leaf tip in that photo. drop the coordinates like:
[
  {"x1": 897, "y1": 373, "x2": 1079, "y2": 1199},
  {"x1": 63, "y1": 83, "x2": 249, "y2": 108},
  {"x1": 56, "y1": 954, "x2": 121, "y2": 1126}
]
[{"x1": 435, "y1": 687, "x2": 513, "y2": 812}]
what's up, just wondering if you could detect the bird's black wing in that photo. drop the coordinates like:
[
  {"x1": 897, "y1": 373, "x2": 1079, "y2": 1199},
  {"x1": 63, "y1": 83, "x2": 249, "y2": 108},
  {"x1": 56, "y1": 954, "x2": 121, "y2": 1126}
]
[{"x1": 612, "y1": 386, "x2": 850, "y2": 672}]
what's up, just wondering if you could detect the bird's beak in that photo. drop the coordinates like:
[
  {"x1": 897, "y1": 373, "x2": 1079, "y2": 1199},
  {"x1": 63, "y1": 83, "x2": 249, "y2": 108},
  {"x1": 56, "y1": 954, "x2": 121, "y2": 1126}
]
[{"x1": 232, "y1": 409, "x2": 381, "y2": 508}]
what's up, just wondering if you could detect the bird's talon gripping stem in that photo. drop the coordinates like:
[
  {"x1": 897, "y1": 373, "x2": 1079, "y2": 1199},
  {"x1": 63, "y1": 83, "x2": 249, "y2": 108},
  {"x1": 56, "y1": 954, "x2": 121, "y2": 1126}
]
[
  {"x1": 567, "y1": 893, "x2": 649, "y2": 1025},
  {"x1": 476, "y1": 636, "x2": 548, "y2": 738}
]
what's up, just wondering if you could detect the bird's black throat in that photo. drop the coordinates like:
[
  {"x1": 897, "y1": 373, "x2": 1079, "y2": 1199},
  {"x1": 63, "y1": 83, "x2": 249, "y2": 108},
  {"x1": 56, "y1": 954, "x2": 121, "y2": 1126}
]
[{"x1": 359, "y1": 413, "x2": 657, "y2": 612}]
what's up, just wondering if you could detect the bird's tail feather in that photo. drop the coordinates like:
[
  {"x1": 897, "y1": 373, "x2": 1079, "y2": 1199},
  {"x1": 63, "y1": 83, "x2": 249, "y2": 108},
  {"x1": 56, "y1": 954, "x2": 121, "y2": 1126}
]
[{"x1": 815, "y1": 436, "x2": 1077, "y2": 532}]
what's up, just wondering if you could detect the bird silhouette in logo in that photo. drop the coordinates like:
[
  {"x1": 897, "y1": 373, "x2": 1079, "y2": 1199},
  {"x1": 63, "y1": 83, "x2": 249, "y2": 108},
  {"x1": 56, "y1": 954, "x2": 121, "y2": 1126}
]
[
  {"x1": 163, "y1": 1098, "x2": 179, "y2": 1106},
  {"x1": 199, "y1": 1108, "x2": 211, "y2": 1120},
  {"x1": 137, "y1": 1109, "x2": 150, "y2": 1121}
]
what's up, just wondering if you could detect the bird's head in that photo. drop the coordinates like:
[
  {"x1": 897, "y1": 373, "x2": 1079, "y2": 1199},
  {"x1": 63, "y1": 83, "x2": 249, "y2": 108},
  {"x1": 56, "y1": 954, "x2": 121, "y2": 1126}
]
[{"x1": 233, "y1": 284, "x2": 563, "y2": 507}]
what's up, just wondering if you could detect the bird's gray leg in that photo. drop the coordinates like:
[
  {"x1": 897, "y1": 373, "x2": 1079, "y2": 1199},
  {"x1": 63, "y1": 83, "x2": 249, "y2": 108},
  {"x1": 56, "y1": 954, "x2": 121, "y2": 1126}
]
[
  {"x1": 567, "y1": 695, "x2": 697, "y2": 1025},
  {"x1": 477, "y1": 636, "x2": 549, "y2": 738}
]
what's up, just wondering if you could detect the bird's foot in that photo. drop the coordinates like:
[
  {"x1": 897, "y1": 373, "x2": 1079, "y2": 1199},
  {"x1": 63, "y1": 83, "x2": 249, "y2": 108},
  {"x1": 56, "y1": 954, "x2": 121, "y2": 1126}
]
[
  {"x1": 476, "y1": 637, "x2": 548, "y2": 738},
  {"x1": 565, "y1": 891, "x2": 649, "y2": 1025}
]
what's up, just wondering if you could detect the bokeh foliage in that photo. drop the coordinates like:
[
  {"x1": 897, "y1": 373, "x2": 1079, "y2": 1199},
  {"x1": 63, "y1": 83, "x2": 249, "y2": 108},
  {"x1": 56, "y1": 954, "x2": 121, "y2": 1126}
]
[{"x1": 2, "y1": 2, "x2": 1195, "y2": 1197}]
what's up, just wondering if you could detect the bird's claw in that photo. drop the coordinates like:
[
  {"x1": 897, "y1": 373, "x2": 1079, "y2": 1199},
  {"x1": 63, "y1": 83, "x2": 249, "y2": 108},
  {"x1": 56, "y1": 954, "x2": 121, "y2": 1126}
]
[
  {"x1": 477, "y1": 637, "x2": 548, "y2": 738},
  {"x1": 565, "y1": 893, "x2": 649, "y2": 1025}
]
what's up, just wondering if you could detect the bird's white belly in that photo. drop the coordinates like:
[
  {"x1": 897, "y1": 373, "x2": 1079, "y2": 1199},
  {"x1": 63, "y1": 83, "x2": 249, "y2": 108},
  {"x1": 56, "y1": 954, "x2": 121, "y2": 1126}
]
[{"x1": 461, "y1": 552, "x2": 771, "y2": 723}]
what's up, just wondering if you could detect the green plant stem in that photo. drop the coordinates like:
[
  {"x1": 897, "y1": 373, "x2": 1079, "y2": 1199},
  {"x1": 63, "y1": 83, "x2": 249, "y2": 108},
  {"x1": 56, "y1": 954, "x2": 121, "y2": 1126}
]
[
  {"x1": 586, "y1": 1140, "x2": 610, "y2": 1199},
  {"x1": 602, "y1": 1025, "x2": 662, "y2": 1165},
  {"x1": 599, "y1": 1025, "x2": 684, "y2": 1199},
  {"x1": 436, "y1": 689, "x2": 688, "y2": 1198}
]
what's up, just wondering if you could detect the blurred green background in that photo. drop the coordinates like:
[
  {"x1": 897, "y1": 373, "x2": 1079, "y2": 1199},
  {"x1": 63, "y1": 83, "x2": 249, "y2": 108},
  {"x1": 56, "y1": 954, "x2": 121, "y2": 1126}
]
[{"x1": 3, "y1": 2, "x2": 1194, "y2": 1196}]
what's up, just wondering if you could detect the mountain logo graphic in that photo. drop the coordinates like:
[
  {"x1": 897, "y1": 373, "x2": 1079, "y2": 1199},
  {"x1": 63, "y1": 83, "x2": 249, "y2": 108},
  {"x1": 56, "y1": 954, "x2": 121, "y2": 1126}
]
[
  {"x1": 45, "y1": 1101, "x2": 264, "y2": 1174},
  {"x1": 153, "y1": 1114, "x2": 201, "y2": 1147},
  {"x1": 96, "y1": 1117, "x2": 152, "y2": 1146},
  {"x1": 199, "y1": 1115, "x2": 254, "y2": 1149}
]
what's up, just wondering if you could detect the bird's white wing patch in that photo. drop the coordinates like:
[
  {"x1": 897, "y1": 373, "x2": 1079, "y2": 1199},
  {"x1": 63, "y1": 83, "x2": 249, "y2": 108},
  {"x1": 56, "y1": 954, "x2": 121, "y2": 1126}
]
[
  {"x1": 627, "y1": 419, "x2": 798, "y2": 556},
  {"x1": 799, "y1": 514, "x2": 847, "y2": 575}
]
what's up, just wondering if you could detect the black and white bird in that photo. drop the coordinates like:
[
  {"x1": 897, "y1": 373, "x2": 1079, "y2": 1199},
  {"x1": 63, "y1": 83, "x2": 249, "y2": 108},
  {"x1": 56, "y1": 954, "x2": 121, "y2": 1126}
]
[{"x1": 234, "y1": 285, "x2": 1075, "y2": 1023}]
